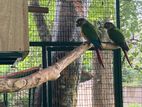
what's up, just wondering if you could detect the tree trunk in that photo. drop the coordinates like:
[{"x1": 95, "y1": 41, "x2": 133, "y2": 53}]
[
  {"x1": 29, "y1": 0, "x2": 116, "y2": 107},
  {"x1": 30, "y1": 0, "x2": 50, "y2": 41},
  {"x1": 92, "y1": 28, "x2": 115, "y2": 107},
  {"x1": 51, "y1": 0, "x2": 82, "y2": 107},
  {"x1": 30, "y1": 0, "x2": 51, "y2": 106},
  {"x1": 92, "y1": 51, "x2": 114, "y2": 107}
]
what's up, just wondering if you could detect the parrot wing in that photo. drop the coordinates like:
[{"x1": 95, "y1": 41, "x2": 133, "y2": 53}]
[
  {"x1": 81, "y1": 22, "x2": 104, "y2": 68},
  {"x1": 108, "y1": 28, "x2": 131, "y2": 67},
  {"x1": 107, "y1": 28, "x2": 129, "y2": 51},
  {"x1": 82, "y1": 23, "x2": 102, "y2": 49}
]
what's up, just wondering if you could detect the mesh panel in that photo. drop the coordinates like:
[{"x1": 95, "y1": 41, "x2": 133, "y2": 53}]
[
  {"x1": 0, "y1": 0, "x2": 117, "y2": 107},
  {"x1": 121, "y1": 0, "x2": 142, "y2": 106},
  {"x1": 48, "y1": 0, "x2": 116, "y2": 107},
  {"x1": 77, "y1": 51, "x2": 114, "y2": 107},
  {"x1": 28, "y1": 0, "x2": 54, "y2": 41},
  {"x1": 0, "y1": 47, "x2": 42, "y2": 107}
]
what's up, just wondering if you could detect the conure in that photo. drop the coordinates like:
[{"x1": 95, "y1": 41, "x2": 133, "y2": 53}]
[
  {"x1": 104, "y1": 22, "x2": 132, "y2": 67},
  {"x1": 76, "y1": 18, "x2": 104, "y2": 68}
]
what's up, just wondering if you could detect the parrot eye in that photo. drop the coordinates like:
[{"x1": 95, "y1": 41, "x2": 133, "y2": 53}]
[
  {"x1": 77, "y1": 20, "x2": 82, "y2": 25},
  {"x1": 78, "y1": 20, "x2": 81, "y2": 23},
  {"x1": 76, "y1": 18, "x2": 85, "y2": 26},
  {"x1": 107, "y1": 24, "x2": 110, "y2": 28},
  {"x1": 104, "y1": 22, "x2": 113, "y2": 29}
]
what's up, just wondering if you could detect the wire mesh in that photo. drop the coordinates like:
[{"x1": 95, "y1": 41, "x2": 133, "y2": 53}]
[
  {"x1": 122, "y1": 65, "x2": 142, "y2": 106},
  {"x1": 28, "y1": 0, "x2": 54, "y2": 41},
  {"x1": 0, "y1": 0, "x2": 118, "y2": 107},
  {"x1": 48, "y1": 0, "x2": 116, "y2": 107},
  {"x1": 77, "y1": 51, "x2": 114, "y2": 107},
  {"x1": 0, "y1": 47, "x2": 42, "y2": 107},
  {"x1": 120, "y1": 0, "x2": 142, "y2": 107}
]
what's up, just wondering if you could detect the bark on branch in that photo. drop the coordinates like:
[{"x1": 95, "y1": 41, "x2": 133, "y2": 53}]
[{"x1": 0, "y1": 42, "x2": 119, "y2": 92}]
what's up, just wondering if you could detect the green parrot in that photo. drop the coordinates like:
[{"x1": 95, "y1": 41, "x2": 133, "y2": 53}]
[
  {"x1": 104, "y1": 22, "x2": 132, "y2": 67},
  {"x1": 76, "y1": 18, "x2": 104, "y2": 68}
]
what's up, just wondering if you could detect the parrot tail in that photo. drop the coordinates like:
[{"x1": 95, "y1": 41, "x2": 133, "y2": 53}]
[
  {"x1": 95, "y1": 49, "x2": 105, "y2": 68},
  {"x1": 123, "y1": 50, "x2": 132, "y2": 67}
]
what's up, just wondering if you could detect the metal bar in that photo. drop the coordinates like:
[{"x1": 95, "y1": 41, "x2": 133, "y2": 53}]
[
  {"x1": 30, "y1": 42, "x2": 118, "y2": 51},
  {"x1": 46, "y1": 47, "x2": 113, "y2": 51},
  {"x1": 116, "y1": 0, "x2": 120, "y2": 29},
  {"x1": 28, "y1": 6, "x2": 49, "y2": 13},
  {"x1": 30, "y1": 41, "x2": 113, "y2": 47},
  {"x1": 29, "y1": 89, "x2": 31, "y2": 107},
  {"x1": 47, "y1": 50, "x2": 52, "y2": 107},
  {"x1": 113, "y1": 49, "x2": 123, "y2": 107},
  {"x1": 42, "y1": 46, "x2": 48, "y2": 107},
  {"x1": 47, "y1": 47, "x2": 76, "y2": 51},
  {"x1": 32, "y1": 88, "x2": 36, "y2": 107},
  {"x1": 3, "y1": 93, "x2": 8, "y2": 107},
  {"x1": 30, "y1": 41, "x2": 82, "y2": 47},
  {"x1": 28, "y1": 88, "x2": 36, "y2": 107},
  {"x1": 115, "y1": 0, "x2": 123, "y2": 107},
  {"x1": 0, "y1": 60, "x2": 16, "y2": 65}
]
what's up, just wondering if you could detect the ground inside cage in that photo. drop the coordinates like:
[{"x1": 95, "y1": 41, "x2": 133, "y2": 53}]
[{"x1": 77, "y1": 80, "x2": 142, "y2": 107}]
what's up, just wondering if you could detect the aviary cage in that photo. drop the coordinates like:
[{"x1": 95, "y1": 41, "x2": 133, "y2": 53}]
[{"x1": 0, "y1": 0, "x2": 139, "y2": 107}]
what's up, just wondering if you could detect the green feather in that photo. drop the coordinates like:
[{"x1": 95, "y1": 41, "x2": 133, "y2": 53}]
[
  {"x1": 81, "y1": 21, "x2": 101, "y2": 49},
  {"x1": 76, "y1": 18, "x2": 104, "y2": 68},
  {"x1": 104, "y1": 22, "x2": 132, "y2": 67},
  {"x1": 107, "y1": 28, "x2": 129, "y2": 51}
]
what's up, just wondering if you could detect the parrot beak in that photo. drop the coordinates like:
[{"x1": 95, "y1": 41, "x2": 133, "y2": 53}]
[
  {"x1": 76, "y1": 23, "x2": 80, "y2": 27},
  {"x1": 103, "y1": 24, "x2": 107, "y2": 29}
]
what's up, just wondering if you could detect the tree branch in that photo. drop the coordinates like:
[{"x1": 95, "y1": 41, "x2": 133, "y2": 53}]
[{"x1": 0, "y1": 42, "x2": 119, "y2": 92}]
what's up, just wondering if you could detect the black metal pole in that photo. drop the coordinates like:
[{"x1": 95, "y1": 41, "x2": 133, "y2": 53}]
[
  {"x1": 113, "y1": 49, "x2": 123, "y2": 107},
  {"x1": 47, "y1": 49, "x2": 52, "y2": 107},
  {"x1": 113, "y1": 0, "x2": 123, "y2": 107},
  {"x1": 116, "y1": 0, "x2": 120, "y2": 29},
  {"x1": 29, "y1": 89, "x2": 31, "y2": 107},
  {"x1": 3, "y1": 93, "x2": 8, "y2": 107},
  {"x1": 42, "y1": 46, "x2": 48, "y2": 107}
]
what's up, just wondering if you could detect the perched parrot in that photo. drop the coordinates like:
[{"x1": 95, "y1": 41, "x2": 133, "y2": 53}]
[
  {"x1": 76, "y1": 18, "x2": 104, "y2": 68},
  {"x1": 104, "y1": 22, "x2": 132, "y2": 67}
]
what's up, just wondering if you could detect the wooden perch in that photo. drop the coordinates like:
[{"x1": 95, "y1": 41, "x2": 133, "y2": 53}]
[{"x1": 0, "y1": 42, "x2": 119, "y2": 92}]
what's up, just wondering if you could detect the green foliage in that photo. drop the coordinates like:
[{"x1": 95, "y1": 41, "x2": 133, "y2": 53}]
[
  {"x1": 120, "y1": 0, "x2": 142, "y2": 86},
  {"x1": 0, "y1": 65, "x2": 10, "y2": 73},
  {"x1": 128, "y1": 103, "x2": 142, "y2": 107},
  {"x1": 88, "y1": 0, "x2": 115, "y2": 21},
  {"x1": 28, "y1": 14, "x2": 40, "y2": 41},
  {"x1": 82, "y1": 0, "x2": 115, "y2": 72},
  {"x1": 121, "y1": 0, "x2": 142, "y2": 35},
  {"x1": 17, "y1": 0, "x2": 55, "y2": 70},
  {"x1": 17, "y1": 47, "x2": 42, "y2": 71},
  {"x1": 28, "y1": 0, "x2": 55, "y2": 41},
  {"x1": 7, "y1": 91, "x2": 29, "y2": 107},
  {"x1": 82, "y1": 51, "x2": 93, "y2": 72},
  {"x1": 123, "y1": 67, "x2": 142, "y2": 86}
]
